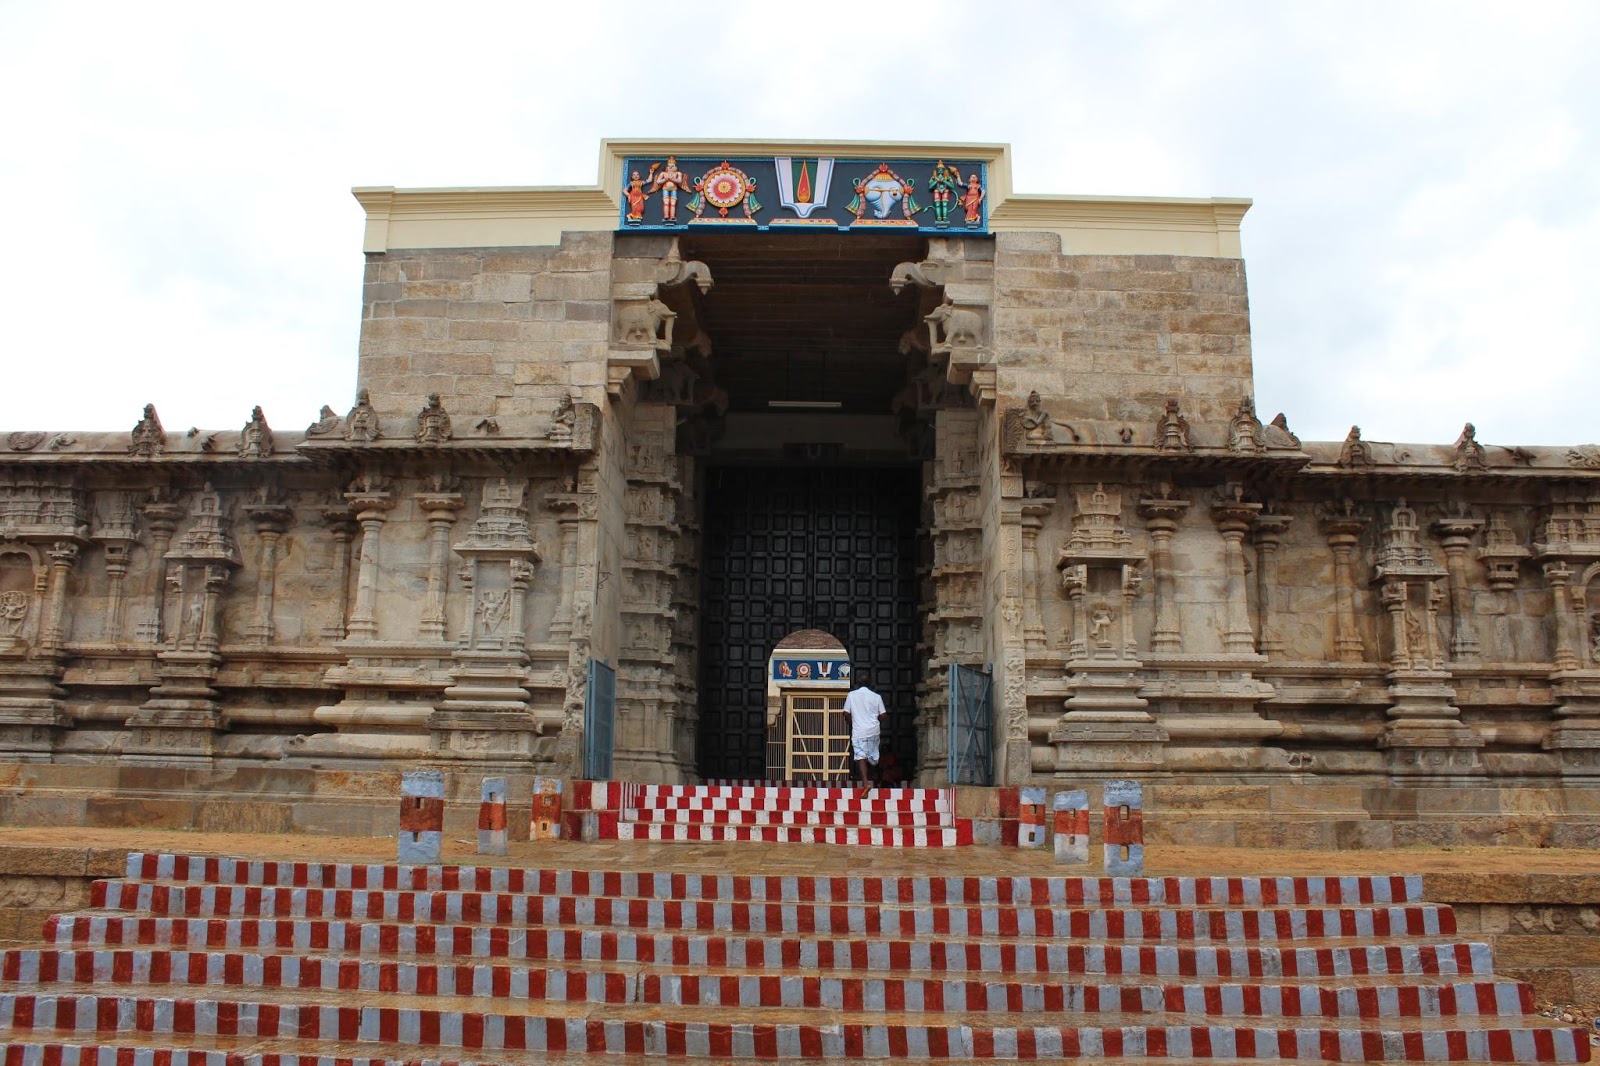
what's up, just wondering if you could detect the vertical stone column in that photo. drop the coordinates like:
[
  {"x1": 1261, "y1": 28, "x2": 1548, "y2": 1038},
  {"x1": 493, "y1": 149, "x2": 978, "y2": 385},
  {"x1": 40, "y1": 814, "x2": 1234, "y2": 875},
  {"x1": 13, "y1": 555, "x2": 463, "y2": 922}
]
[
  {"x1": 243, "y1": 500, "x2": 293, "y2": 646},
  {"x1": 1137, "y1": 495, "x2": 1189, "y2": 654},
  {"x1": 1381, "y1": 579, "x2": 1411, "y2": 669},
  {"x1": 102, "y1": 544, "x2": 133, "y2": 642},
  {"x1": 1020, "y1": 501, "x2": 1052, "y2": 652},
  {"x1": 138, "y1": 497, "x2": 184, "y2": 644},
  {"x1": 1251, "y1": 514, "x2": 1292, "y2": 655},
  {"x1": 1212, "y1": 492, "x2": 1261, "y2": 656},
  {"x1": 344, "y1": 480, "x2": 394, "y2": 641},
  {"x1": 415, "y1": 489, "x2": 465, "y2": 642},
  {"x1": 38, "y1": 542, "x2": 78, "y2": 653},
  {"x1": 1545, "y1": 562, "x2": 1580, "y2": 672},
  {"x1": 320, "y1": 508, "x2": 356, "y2": 642},
  {"x1": 1061, "y1": 564, "x2": 1088, "y2": 659},
  {"x1": 1433, "y1": 515, "x2": 1484, "y2": 661},
  {"x1": 545, "y1": 495, "x2": 583, "y2": 642},
  {"x1": 1320, "y1": 515, "x2": 1368, "y2": 662}
]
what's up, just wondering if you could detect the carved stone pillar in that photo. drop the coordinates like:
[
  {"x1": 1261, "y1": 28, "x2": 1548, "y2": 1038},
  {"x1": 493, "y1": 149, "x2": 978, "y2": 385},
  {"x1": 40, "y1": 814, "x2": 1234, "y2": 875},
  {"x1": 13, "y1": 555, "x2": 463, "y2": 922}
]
[
  {"x1": 1319, "y1": 514, "x2": 1368, "y2": 663},
  {"x1": 1251, "y1": 514, "x2": 1292, "y2": 655},
  {"x1": 320, "y1": 508, "x2": 356, "y2": 641},
  {"x1": 1020, "y1": 501, "x2": 1053, "y2": 652},
  {"x1": 38, "y1": 542, "x2": 78, "y2": 653},
  {"x1": 138, "y1": 497, "x2": 184, "y2": 644},
  {"x1": 1432, "y1": 515, "x2": 1484, "y2": 661},
  {"x1": 1545, "y1": 562, "x2": 1581, "y2": 672},
  {"x1": 344, "y1": 479, "x2": 394, "y2": 641},
  {"x1": 243, "y1": 499, "x2": 293, "y2": 646},
  {"x1": 415, "y1": 489, "x2": 465, "y2": 642},
  {"x1": 1212, "y1": 494, "x2": 1261, "y2": 656},
  {"x1": 1137, "y1": 495, "x2": 1189, "y2": 654},
  {"x1": 95, "y1": 497, "x2": 139, "y2": 643},
  {"x1": 546, "y1": 494, "x2": 584, "y2": 642},
  {"x1": 1381, "y1": 579, "x2": 1411, "y2": 669}
]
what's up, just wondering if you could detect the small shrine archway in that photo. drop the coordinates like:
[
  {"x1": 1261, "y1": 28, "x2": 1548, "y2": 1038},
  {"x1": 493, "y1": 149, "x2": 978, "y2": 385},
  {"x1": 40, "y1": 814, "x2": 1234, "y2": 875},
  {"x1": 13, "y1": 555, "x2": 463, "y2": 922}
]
[{"x1": 766, "y1": 629, "x2": 851, "y2": 783}]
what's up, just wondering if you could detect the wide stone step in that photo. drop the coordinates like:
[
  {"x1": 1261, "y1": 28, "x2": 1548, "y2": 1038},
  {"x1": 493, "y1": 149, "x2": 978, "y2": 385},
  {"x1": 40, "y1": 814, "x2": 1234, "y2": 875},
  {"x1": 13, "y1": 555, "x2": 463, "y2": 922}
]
[
  {"x1": 632, "y1": 785, "x2": 948, "y2": 805},
  {"x1": 2, "y1": 948, "x2": 1539, "y2": 1019},
  {"x1": 86, "y1": 884, "x2": 1457, "y2": 941},
  {"x1": 43, "y1": 916, "x2": 1494, "y2": 977},
  {"x1": 124, "y1": 855, "x2": 1425, "y2": 907},
  {"x1": 0, "y1": 992, "x2": 1586, "y2": 1062}
]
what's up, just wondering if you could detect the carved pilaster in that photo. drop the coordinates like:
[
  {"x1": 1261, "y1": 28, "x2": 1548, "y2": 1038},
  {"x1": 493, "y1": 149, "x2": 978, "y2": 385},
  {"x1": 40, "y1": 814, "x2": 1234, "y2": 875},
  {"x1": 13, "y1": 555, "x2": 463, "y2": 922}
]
[
  {"x1": 1317, "y1": 503, "x2": 1369, "y2": 663},
  {"x1": 1432, "y1": 512, "x2": 1484, "y2": 661},
  {"x1": 95, "y1": 494, "x2": 139, "y2": 643},
  {"x1": 38, "y1": 541, "x2": 77, "y2": 653},
  {"x1": 320, "y1": 508, "x2": 356, "y2": 641},
  {"x1": 415, "y1": 487, "x2": 465, "y2": 642},
  {"x1": 1212, "y1": 491, "x2": 1262, "y2": 656},
  {"x1": 1138, "y1": 492, "x2": 1190, "y2": 654},
  {"x1": 243, "y1": 495, "x2": 293, "y2": 646},
  {"x1": 1546, "y1": 561, "x2": 1581, "y2": 672},
  {"x1": 138, "y1": 495, "x2": 184, "y2": 644},
  {"x1": 1251, "y1": 513, "x2": 1292, "y2": 655},
  {"x1": 1020, "y1": 499, "x2": 1054, "y2": 652},
  {"x1": 344, "y1": 476, "x2": 394, "y2": 642}
]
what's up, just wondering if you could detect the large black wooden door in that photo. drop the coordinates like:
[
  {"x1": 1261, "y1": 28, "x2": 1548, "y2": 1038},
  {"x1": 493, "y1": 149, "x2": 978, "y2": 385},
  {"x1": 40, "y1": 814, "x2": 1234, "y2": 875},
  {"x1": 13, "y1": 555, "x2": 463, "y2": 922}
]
[{"x1": 698, "y1": 466, "x2": 921, "y2": 780}]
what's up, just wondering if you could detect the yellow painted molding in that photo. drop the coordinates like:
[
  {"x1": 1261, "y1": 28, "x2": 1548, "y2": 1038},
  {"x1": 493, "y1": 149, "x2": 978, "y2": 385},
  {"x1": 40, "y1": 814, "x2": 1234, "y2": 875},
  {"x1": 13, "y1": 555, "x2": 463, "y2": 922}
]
[{"x1": 353, "y1": 140, "x2": 1249, "y2": 257}]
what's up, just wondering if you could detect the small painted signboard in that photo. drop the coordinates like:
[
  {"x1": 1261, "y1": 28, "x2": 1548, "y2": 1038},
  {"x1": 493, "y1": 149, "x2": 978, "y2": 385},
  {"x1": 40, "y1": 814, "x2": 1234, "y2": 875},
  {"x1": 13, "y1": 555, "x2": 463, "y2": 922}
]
[
  {"x1": 620, "y1": 156, "x2": 987, "y2": 234},
  {"x1": 770, "y1": 657, "x2": 851, "y2": 686}
]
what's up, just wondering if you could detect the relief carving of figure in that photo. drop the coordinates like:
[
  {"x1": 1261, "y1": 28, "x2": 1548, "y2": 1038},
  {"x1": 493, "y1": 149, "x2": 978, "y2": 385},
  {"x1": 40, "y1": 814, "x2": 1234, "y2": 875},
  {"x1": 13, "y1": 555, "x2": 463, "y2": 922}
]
[
  {"x1": 345, "y1": 388, "x2": 381, "y2": 442},
  {"x1": 959, "y1": 171, "x2": 985, "y2": 226},
  {"x1": 477, "y1": 590, "x2": 510, "y2": 634},
  {"x1": 1022, "y1": 391, "x2": 1053, "y2": 443},
  {"x1": 129, "y1": 404, "x2": 164, "y2": 457},
  {"x1": 238, "y1": 406, "x2": 273, "y2": 459},
  {"x1": 927, "y1": 160, "x2": 964, "y2": 227},
  {"x1": 645, "y1": 156, "x2": 691, "y2": 223},
  {"x1": 1088, "y1": 602, "x2": 1116, "y2": 647},
  {"x1": 548, "y1": 392, "x2": 577, "y2": 441},
  {"x1": 0, "y1": 590, "x2": 28, "y2": 641},
  {"x1": 1338, "y1": 425, "x2": 1373, "y2": 468},
  {"x1": 1154, "y1": 399, "x2": 1192, "y2": 453},
  {"x1": 1454, "y1": 422, "x2": 1487, "y2": 473},
  {"x1": 306, "y1": 405, "x2": 341, "y2": 437},
  {"x1": 415, "y1": 394, "x2": 453, "y2": 444},
  {"x1": 624, "y1": 171, "x2": 648, "y2": 225}
]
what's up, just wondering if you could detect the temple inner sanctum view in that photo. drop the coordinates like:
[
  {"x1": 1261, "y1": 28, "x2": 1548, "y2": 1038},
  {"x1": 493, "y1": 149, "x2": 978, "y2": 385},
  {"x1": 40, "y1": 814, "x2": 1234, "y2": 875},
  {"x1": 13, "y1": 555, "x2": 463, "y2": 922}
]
[{"x1": 2, "y1": 138, "x2": 1598, "y2": 835}]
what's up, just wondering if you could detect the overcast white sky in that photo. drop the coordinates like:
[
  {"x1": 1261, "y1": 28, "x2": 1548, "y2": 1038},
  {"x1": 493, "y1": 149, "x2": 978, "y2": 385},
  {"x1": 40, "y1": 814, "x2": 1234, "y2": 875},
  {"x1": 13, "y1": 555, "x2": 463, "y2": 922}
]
[{"x1": 2, "y1": 1, "x2": 1595, "y2": 446}]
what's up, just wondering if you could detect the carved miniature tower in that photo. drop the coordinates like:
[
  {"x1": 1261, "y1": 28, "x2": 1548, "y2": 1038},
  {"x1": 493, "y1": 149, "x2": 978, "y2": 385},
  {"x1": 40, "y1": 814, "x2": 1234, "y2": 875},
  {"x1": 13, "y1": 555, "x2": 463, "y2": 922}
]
[
  {"x1": 1051, "y1": 485, "x2": 1165, "y2": 773},
  {"x1": 125, "y1": 485, "x2": 240, "y2": 761},
  {"x1": 1374, "y1": 499, "x2": 1483, "y2": 775},
  {"x1": 431, "y1": 478, "x2": 543, "y2": 767}
]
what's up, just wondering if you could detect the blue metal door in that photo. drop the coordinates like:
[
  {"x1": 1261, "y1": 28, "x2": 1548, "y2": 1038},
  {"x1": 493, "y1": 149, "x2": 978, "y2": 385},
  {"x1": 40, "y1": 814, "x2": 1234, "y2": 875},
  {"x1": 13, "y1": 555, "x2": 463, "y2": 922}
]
[
  {"x1": 584, "y1": 659, "x2": 616, "y2": 781},
  {"x1": 946, "y1": 663, "x2": 993, "y2": 786}
]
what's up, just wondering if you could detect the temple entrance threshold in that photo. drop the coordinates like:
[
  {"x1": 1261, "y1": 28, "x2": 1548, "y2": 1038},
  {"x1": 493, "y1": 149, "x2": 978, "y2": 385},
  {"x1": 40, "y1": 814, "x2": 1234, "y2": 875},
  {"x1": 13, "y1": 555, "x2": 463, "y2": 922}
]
[{"x1": 697, "y1": 465, "x2": 921, "y2": 782}]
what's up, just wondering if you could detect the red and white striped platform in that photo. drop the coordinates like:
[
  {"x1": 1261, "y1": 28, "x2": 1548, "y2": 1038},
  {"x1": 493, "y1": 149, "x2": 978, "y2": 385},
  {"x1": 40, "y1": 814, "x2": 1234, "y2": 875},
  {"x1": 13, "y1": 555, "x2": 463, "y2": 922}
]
[{"x1": 0, "y1": 850, "x2": 1586, "y2": 1063}]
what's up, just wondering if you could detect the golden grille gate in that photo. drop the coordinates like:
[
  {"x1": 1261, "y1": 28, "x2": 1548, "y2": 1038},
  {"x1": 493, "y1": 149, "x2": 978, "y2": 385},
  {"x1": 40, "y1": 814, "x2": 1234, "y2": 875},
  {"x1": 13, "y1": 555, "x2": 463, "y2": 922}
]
[{"x1": 783, "y1": 692, "x2": 850, "y2": 783}]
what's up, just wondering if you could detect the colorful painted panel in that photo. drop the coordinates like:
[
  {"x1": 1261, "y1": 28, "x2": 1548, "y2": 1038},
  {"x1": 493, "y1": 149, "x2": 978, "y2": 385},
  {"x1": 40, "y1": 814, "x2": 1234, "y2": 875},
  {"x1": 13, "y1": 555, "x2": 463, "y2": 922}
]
[
  {"x1": 770, "y1": 657, "x2": 851, "y2": 685},
  {"x1": 620, "y1": 156, "x2": 987, "y2": 234}
]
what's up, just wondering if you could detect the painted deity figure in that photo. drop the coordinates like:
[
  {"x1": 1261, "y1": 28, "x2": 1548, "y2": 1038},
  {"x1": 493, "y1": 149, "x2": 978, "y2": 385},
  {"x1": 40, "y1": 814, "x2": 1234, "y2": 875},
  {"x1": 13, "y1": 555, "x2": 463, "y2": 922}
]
[
  {"x1": 647, "y1": 156, "x2": 690, "y2": 223},
  {"x1": 959, "y1": 171, "x2": 985, "y2": 226},
  {"x1": 624, "y1": 171, "x2": 648, "y2": 225},
  {"x1": 927, "y1": 160, "x2": 963, "y2": 226}
]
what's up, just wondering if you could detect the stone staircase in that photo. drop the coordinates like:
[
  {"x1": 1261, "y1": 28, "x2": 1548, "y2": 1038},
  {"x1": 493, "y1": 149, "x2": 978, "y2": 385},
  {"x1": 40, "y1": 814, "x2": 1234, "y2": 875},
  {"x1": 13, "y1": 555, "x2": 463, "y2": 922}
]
[
  {"x1": 0, "y1": 851, "x2": 1589, "y2": 1063},
  {"x1": 581, "y1": 783, "x2": 973, "y2": 847}
]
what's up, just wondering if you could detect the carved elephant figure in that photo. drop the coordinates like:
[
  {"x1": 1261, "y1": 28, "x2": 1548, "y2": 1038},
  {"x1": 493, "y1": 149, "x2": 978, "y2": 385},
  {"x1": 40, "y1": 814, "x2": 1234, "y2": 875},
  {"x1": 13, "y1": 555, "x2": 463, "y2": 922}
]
[
  {"x1": 925, "y1": 300, "x2": 984, "y2": 352},
  {"x1": 615, "y1": 298, "x2": 675, "y2": 349}
]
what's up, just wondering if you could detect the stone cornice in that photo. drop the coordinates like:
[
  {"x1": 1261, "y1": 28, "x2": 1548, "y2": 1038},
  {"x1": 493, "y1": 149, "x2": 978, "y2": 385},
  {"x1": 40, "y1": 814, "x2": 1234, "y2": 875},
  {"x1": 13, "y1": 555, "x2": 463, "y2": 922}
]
[{"x1": 352, "y1": 138, "x2": 1251, "y2": 258}]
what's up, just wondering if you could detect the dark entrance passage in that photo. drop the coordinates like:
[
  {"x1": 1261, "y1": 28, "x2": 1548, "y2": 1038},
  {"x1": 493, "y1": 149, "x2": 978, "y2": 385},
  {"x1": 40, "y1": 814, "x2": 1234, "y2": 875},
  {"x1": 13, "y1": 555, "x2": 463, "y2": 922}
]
[{"x1": 697, "y1": 466, "x2": 922, "y2": 781}]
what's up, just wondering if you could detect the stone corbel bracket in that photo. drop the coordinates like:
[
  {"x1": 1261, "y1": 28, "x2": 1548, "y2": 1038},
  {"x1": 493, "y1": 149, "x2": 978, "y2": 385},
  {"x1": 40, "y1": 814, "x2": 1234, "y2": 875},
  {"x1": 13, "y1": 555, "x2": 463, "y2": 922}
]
[{"x1": 608, "y1": 240, "x2": 714, "y2": 402}]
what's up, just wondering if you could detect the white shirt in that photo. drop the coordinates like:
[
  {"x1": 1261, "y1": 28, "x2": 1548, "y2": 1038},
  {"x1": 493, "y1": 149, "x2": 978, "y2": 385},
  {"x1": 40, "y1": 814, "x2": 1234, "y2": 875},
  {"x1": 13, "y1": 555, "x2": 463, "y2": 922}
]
[{"x1": 844, "y1": 686, "x2": 886, "y2": 740}]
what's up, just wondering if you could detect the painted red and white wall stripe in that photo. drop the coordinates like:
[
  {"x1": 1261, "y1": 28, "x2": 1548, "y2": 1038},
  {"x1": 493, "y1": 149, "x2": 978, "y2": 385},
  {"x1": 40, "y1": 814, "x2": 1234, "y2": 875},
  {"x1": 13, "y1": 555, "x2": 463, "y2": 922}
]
[
  {"x1": 0, "y1": 948, "x2": 1537, "y2": 1020},
  {"x1": 0, "y1": 997, "x2": 1586, "y2": 1062}
]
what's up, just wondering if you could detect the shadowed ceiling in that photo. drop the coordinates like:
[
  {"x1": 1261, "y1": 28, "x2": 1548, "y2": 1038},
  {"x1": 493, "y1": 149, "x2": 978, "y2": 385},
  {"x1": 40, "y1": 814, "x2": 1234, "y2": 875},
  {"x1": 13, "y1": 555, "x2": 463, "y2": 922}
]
[{"x1": 678, "y1": 233, "x2": 928, "y2": 414}]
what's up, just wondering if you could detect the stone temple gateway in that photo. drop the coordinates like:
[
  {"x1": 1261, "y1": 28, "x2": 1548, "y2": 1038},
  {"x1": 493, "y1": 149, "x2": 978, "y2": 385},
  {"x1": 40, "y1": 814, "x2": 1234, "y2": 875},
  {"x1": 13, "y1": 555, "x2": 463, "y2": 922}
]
[{"x1": 2, "y1": 139, "x2": 1598, "y2": 834}]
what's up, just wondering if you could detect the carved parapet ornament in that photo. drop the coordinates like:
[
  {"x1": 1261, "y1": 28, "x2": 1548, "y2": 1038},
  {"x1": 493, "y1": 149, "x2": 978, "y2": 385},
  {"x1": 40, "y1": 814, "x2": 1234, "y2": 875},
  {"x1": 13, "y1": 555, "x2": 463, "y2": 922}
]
[
  {"x1": 414, "y1": 394, "x2": 453, "y2": 444},
  {"x1": 1153, "y1": 400, "x2": 1193, "y2": 453},
  {"x1": 128, "y1": 404, "x2": 165, "y2": 458},
  {"x1": 237, "y1": 406, "x2": 274, "y2": 458}
]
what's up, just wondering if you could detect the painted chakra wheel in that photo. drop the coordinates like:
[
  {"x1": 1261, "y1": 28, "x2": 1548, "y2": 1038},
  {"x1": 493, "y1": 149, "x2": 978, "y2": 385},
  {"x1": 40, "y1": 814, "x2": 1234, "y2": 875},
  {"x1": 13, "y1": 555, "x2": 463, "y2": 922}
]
[{"x1": 700, "y1": 163, "x2": 750, "y2": 211}]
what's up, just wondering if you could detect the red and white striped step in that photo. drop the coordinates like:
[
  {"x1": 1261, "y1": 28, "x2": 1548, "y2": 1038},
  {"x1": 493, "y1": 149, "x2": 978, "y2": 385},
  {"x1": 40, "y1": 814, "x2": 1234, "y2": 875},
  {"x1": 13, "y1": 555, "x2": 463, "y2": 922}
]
[
  {"x1": 0, "y1": 853, "x2": 1586, "y2": 1063},
  {"x1": 2, "y1": 947, "x2": 1539, "y2": 1020}
]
